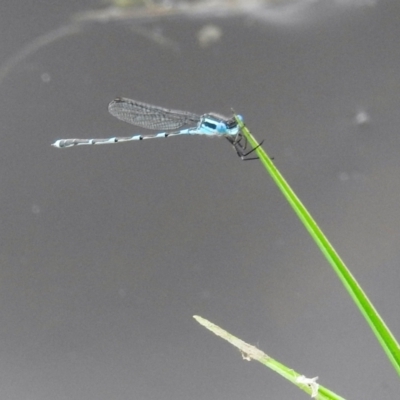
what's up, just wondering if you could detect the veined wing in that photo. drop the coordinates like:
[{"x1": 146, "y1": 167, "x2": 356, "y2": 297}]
[{"x1": 108, "y1": 97, "x2": 201, "y2": 130}]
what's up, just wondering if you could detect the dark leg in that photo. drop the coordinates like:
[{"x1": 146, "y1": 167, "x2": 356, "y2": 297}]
[{"x1": 226, "y1": 134, "x2": 264, "y2": 161}]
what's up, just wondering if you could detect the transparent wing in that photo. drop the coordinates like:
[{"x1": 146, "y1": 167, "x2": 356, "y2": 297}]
[{"x1": 108, "y1": 97, "x2": 201, "y2": 130}]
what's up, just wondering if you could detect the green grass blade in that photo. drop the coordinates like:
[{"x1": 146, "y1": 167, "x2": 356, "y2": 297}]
[
  {"x1": 194, "y1": 316, "x2": 346, "y2": 400},
  {"x1": 234, "y1": 115, "x2": 400, "y2": 376}
]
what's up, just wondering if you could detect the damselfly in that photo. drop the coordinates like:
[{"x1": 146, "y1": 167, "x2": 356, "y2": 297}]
[{"x1": 52, "y1": 98, "x2": 263, "y2": 160}]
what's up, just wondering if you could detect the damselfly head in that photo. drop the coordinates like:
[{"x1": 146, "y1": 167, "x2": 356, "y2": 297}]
[
  {"x1": 224, "y1": 117, "x2": 239, "y2": 129},
  {"x1": 236, "y1": 114, "x2": 244, "y2": 122}
]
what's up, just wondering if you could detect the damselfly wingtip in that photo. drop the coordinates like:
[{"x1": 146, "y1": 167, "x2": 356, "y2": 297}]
[{"x1": 108, "y1": 97, "x2": 122, "y2": 110}]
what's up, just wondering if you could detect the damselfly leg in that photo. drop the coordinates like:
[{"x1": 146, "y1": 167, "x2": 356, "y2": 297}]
[{"x1": 226, "y1": 134, "x2": 264, "y2": 161}]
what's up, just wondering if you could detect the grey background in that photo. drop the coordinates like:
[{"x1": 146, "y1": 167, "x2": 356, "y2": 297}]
[{"x1": 0, "y1": 0, "x2": 399, "y2": 399}]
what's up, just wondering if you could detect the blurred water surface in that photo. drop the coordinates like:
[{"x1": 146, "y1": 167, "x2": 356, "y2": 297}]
[{"x1": 0, "y1": 1, "x2": 399, "y2": 399}]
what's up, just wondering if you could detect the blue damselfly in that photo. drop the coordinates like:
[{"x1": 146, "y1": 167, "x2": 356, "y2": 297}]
[{"x1": 52, "y1": 98, "x2": 262, "y2": 160}]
